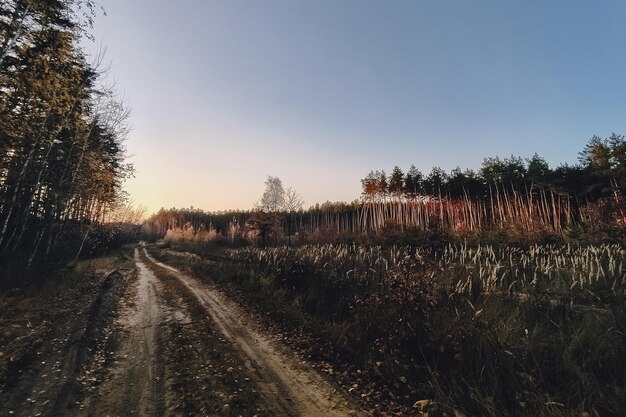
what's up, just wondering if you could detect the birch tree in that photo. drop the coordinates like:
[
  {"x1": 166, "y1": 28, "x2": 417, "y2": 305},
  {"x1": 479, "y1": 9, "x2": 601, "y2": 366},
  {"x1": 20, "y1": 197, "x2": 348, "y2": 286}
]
[{"x1": 260, "y1": 176, "x2": 285, "y2": 212}]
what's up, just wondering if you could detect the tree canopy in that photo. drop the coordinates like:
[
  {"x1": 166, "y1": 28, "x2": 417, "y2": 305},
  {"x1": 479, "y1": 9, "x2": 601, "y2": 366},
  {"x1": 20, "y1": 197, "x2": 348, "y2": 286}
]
[
  {"x1": 0, "y1": 0, "x2": 131, "y2": 263},
  {"x1": 359, "y1": 135, "x2": 626, "y2": 203}
]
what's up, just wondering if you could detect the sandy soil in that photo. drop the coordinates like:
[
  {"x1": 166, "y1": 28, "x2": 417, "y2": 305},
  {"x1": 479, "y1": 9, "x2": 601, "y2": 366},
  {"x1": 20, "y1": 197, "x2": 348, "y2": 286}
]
[
  {"x1": 142, "y1": 247, "x2": 367, "y2": 417},
  {"x1": 77, "y1": 248, "x2": 165, "y2": 416}
]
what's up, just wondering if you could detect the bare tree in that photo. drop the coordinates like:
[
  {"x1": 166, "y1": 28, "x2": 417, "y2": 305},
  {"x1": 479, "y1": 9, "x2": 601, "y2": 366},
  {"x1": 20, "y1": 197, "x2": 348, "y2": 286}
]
[{"x1": 281, "y1": 186, "x2": 303, "y2": 246}]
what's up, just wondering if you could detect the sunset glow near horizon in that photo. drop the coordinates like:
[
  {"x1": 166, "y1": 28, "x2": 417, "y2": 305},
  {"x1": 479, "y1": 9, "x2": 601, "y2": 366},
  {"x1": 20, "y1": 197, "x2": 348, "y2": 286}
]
[{"x1": 86, "y1": 1, "x2": 626, "y2": 214}]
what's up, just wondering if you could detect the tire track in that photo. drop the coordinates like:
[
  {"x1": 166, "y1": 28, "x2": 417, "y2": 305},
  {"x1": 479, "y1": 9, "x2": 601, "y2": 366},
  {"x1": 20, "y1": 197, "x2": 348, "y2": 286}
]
[
  {"x1": 142, "y1": 246, "x2": 367, "y2": 417},
  {"x1": 80, "y1": 248, "x2": 164, "y2": 417}
]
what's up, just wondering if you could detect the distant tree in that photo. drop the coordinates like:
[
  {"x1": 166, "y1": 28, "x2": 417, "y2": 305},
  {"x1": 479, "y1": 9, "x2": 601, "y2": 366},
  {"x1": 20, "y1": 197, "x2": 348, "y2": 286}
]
[
  {"x1": 503, "y1": 155, "x2": 527, "y2": 186},
  {"x1": 480, "y1": 157, "x2": 504, "y2": 184},
  {"x1": 423, "y1": 167, "x2": 448, "y2": 196},
  {"x1": 245, "y1": 211, "x2": 275, "y2": 248},
  {"x1": 388, "y1": 166, "x2": 404, "y2": 198},
  {"x1": 377, "y1": 170, "x2": 388, "y2": 198},
  {"x1": 260, "y1": 176, "x2": 285, "y2": 212},
  {"x1": 552, "y1": 163, "x2": 589, "y2": 196},
  {"x1": 580, "y1": 136, "x2": 611, "y2": 174},
  {"x1": 282, "y1": 186, "x2": 304, "y2": 212},
  {"x1": 579, "y1": 133, "x2": 626, "y2": 200},
  {"x1": 608, "y1": 133, "x2": 626, "y2": 192},
  {"x1": 361, "y1": 170, "x2": 378, "y2": 200},
  {"x1": 281, "y1": 186, "x2": 303, "y2": 246},
  {"x1": 251, "y1": 175, "x2": 285, "y2": 246},
  {"x1": 526, "y1": 153, "x2": 550, "y2": 184},
  {"x1": 481, "y1": 155, "x2": 526, "y2": 191},
  {"x1": 253, "y1": 176, "x2": 305, "y2": 246},
  {"x1": 463, "y1": 169, "x2": 485, "y2": 197},
  {"x1": 403, "y1": 165, "x2": 423, "y2": 198},
  {"x1": 447, "y1": 167, "x2": 476, "y2": 199}
]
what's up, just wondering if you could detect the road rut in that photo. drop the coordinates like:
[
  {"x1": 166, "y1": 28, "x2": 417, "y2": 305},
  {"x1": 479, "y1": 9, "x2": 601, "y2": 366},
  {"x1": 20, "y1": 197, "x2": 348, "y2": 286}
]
[
  {"x1": 80, "y1": 248, "x2": 164, "y2": 416},
  {"x1": 142, "y1": 247, "x2": 366, "y2": 417}
]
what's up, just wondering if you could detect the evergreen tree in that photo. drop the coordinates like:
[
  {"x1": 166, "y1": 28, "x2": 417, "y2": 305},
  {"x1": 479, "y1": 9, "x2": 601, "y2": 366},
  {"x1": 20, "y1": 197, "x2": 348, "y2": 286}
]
[
  {"x1": 403, "y1": 164, "x2": 423, "y2": 198},
  {"x1": 0, "y1": 1, "x2": 131, "y2": 263},
  {"x1": 526, "y1": 153, "x2": 550, "y2": 184},
  {"x1": 388, "y1": 166, "x2": 404, "y2": 197},
  {"x1": 423, "y1": 167, "x2": 448, "y2": 196}
]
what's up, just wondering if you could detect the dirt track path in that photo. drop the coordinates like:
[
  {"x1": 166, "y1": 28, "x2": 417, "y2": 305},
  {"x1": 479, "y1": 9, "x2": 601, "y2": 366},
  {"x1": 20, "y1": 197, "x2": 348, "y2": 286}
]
[
  {"x1": 80, "y1": 248, "x2": 164, "y2": 416},
  {"x1": 1, "y1": 247, "x2": 366, "y2": 416},
  {"x1": 142, "y1": 247, "x2": 367, "y2": 417}
]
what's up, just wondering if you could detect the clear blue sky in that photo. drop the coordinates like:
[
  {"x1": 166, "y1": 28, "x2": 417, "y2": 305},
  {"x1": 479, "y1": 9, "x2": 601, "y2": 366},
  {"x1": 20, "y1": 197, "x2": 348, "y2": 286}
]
[{"x1": 85, "y1": 0, "x2": 626, "y2": 213}]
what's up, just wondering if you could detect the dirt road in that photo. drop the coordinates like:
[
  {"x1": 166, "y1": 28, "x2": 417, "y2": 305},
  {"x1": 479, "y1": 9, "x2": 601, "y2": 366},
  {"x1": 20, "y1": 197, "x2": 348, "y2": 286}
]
[
  {"x1": 0, "y1": 247, "x2": 366, "y2": 416},
  {"x1": 142, "y1": 247, "x2": 366, "y2": 417},
  {"x1": 78, "y1": 248, "x2": 165, "y2": 416}
]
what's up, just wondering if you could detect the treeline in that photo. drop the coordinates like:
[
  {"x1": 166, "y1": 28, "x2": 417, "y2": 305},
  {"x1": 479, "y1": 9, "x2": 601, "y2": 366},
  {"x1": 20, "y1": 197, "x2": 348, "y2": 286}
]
[
  {"x1": 358, "y1": 136, "x2": 625, "y2": 235},
  {"x1": 0, "y1": 1, "x2": 132, "y2": 265},
  {"x1": 145, "y1": 136, "x2": 625, "y2": 245},
  {"x1": 143, "y1": 208, "x2": 251, "y2": 239},
  {"x1": 361, "y1": 135, "x2": 625, "y2": 203},
  {"x1": 143, "y1": 203, "x2": 361, "y2": 244}
]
